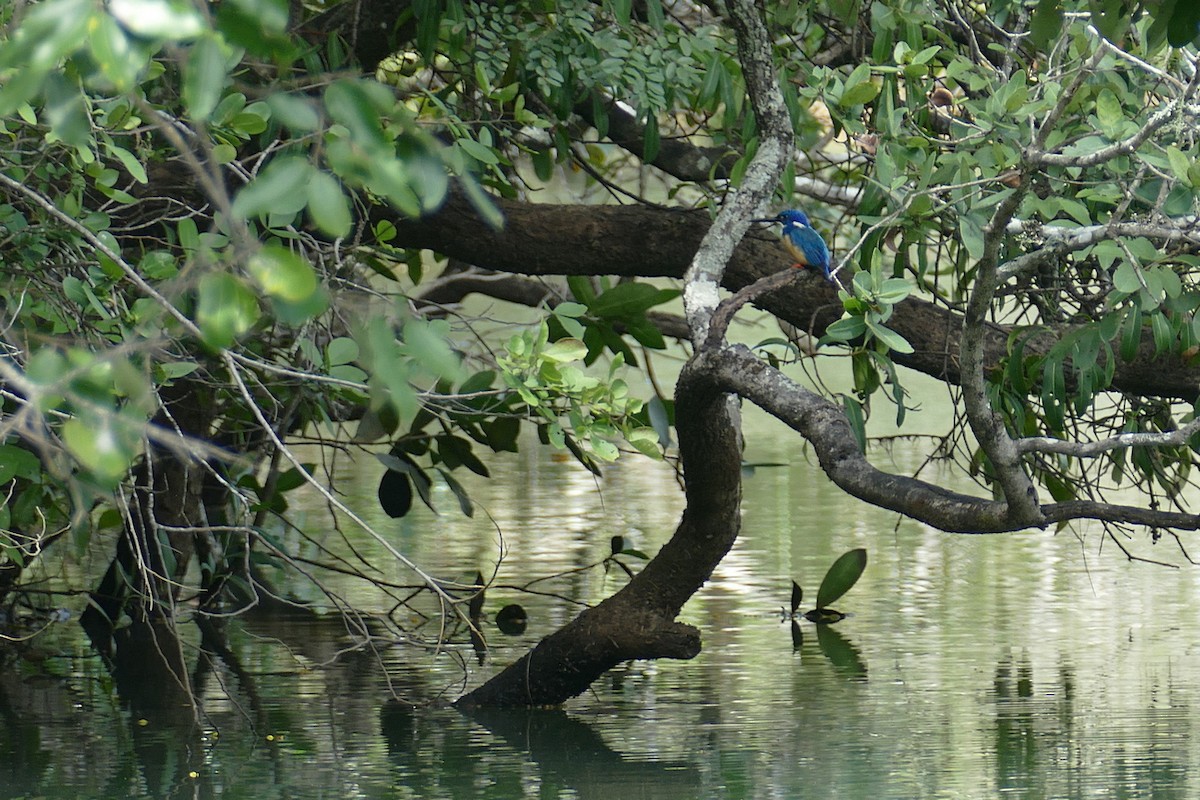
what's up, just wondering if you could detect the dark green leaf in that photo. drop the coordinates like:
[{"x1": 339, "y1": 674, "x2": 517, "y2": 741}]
[
  {"x1": 842, "y1": 395, "x2": 867, "y2": 454},
  {"x1": 790, "y1": 580, "x2": 803, "y2": 614},
  {"x1": 588, "y1": 282, "x2": 678, "y2": 318},
  {"x1": 815, "y1": 548, "x2": 867, "y2": 609},
  {"x1": 1030, "y1": 0, "x2": 1063, "y2": 50},
  {"x1": 815, "y1": 624, "x2": 867, "y2": 678},
  {"x1": 377, "y1": 467, "x2": 412, "y2": 518}
]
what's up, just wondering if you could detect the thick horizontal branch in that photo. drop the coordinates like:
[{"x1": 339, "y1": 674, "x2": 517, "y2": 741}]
[{"x1": 388, "y1": 195, "x2": 1200, "y2": 402}]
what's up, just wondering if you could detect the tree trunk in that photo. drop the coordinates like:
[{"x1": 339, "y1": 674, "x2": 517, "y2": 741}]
[{"x1": 455, "y1": 360, "x2": 743, "y2": 707}]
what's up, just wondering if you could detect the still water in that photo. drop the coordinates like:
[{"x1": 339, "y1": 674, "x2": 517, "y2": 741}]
[{"x1": 4, "y1": 403, "x2": 1200, "y2": 799}]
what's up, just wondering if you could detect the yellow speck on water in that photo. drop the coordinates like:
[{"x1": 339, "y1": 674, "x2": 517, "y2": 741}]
[
  {"x1": 137, "y1": 719, "x2": 148, "y2": 727},
  {"x1": 188, "y1": 772, "x2": 199, "y2": 780}
]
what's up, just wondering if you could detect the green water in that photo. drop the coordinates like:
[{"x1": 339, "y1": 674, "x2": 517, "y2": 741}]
[{"x1": 3, "y1": 405, "x2": 1199, "y2": 799}]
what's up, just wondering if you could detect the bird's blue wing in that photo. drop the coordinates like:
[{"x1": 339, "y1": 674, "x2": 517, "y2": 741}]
[{"x1": 794, "y1": 227, "x2": 831, "y2": 278}]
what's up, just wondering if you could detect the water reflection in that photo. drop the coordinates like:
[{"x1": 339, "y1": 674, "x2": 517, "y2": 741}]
[{"x1": 6, "y1": 411, "x2": 1200, "y2": 797}]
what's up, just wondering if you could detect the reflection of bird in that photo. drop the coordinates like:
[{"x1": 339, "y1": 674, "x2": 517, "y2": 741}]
[{"x1": 754, "y1": 209, "x2": 840, "y2": 287}]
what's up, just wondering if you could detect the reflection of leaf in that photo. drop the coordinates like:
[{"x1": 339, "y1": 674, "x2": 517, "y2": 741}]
[
  {"x1": 815, "y1": 624, "x2": 867, "y2": 680},
  {"x1": 790, "y1": 620, "x2": 803, "y2": 651},
  {"x1": 468, "y1": 625, "x2": 487, "y2": 664},
  {"x1": 468, "y1": 571, "x2": 485, "y2": 623},
  {"x1": 816, "y1": 548, "x2": 867, "y2": 609}
]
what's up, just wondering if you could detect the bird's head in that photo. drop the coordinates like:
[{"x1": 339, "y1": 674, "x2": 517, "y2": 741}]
[{"x1": 753, "y1": 209, "x2": 811, "y2": 228}]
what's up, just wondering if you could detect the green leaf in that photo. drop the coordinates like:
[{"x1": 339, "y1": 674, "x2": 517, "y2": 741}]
[
  {"x1": 588, "y1": 283, "x2": 678, "y2": 318},
  {"x1": 306, "y1": 171, "x2": 353, "y2": 237},
  {"x1": 108, "y1": 0, "x2": 206, "y2": 40},
  {"x1": 43, "y1": 74, "x2": 90, "y2": 148},
  {"x1": 815, "y1": 548, "x2": 867, "y2": 609},
  {"x1": 875, "y1": 277, "x2": 911, "y2": 304},
  {"x1": 0, "y1": 445, "x2": 43, "y2": 484},
  {"x1": 326, "y1": 337, "x2": 359, "y2": 366},
  {"x1": 1120, "y1": 307, "x2": 1142, "y2": 361},
  {"x1": 839, "y1": 63, "x2": 878, "y2": 107},
  {"x1": 248, "y1": 246, "x2": 317, "y2": 303},
  {"x1": 865, "y1": 318, "x2": 914, "y2": 354},
  {"x1": 1095, "y1": 89, "x2": 1124, "y2": 139},
  {"x1": 542, "y1": 338, "x2": 588, "y2": 363},
  {"x1": 841, "y1": 395, "x2": 867, "y2": 454},
  {"x1": 1030, "y1": 0, "x2": 1063, "y2": 50},
  {"x1": 196, "y1": 272, "x2": 260, "y2": 349},
  {"x1": 232, "y1": 157, "x2": 314, "y2": 220},
  {"x1": 324, "y1": 79, "x2": 390, "y2": 149},
  {"x1": 62, "y1": 415, "x2": 139, "y2": 485},
  {"x1": 183, "y1": 34, "x2": 229, "y2": 121},
  {"x1": 458, "y1": 137, "x2": 500, "y2": 166},
  {"x1": 267, "y1": 93, "x2": 321, "y2": 132},
  {"x1": 1167, "y1": 146, "x2": 1194, "y2": 186},
  {"x1": 824, "y1": 315, "x2": 867, "y2": 342},
  {"x1": 1151, "y1": 312, "x2": 1173, "y2": 356},
  {"x1": 1112, "y1": 261, "x2": 1142, "y2": 294},
  {"x1": 105, "y1": 141, "x2": 148, "y2": 184},
  {"x1": 88, "y1": 13, "x2": 139, "y2": 92},
  {"x1": 402, "y1": 317, "x2": 464, "y2": 382}
]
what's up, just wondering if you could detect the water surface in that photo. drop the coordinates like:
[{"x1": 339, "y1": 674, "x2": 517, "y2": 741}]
[{"x1": 3, "y1": 404, "x2": 1198, "y2": 799}]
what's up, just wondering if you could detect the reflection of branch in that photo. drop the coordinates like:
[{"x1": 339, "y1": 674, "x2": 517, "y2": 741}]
[{"x1": 459, "y1": 707, "x2": 701, "y2": 793}]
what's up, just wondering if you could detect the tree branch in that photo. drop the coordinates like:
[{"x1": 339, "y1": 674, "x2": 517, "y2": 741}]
[{"x1": 389, "y1": 194, "x2": 1200, "y2": 402}]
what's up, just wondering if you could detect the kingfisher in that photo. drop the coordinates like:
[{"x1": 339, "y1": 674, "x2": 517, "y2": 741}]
[{"x1": 754, "y1": 209, "x2": 838, "y2": 286}]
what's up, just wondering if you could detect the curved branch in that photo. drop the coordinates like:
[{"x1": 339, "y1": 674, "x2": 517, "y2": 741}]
[{"x1": 703, "y1": 344, "x2": 1200, "y2": 533}]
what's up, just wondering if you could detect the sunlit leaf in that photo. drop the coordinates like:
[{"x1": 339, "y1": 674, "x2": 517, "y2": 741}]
[
  {"x1": 248, "y1": 246, "x2": 317, "y2": 303},
  {"x1": 109, "y1": 0, "x2": 205, "y2": 39},
  {"x1": 864, "y1": 318, "x2": 914, "y2": 354},
  {"x1": 62, "y1": 415, "x2": 139, "y2": 484},
  {"x1": 88, "y1": 14, "x2": 139, "y2": 92},
  {"x1": 541, "y1": 338, "x2": 587, "y2": 363},
  {"x1": 196, "y1": 272, "x2": 260, "y2": 349}
]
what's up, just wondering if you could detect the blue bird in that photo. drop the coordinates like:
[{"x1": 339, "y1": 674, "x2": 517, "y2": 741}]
[{"x1": 754, "y1": 209, "x2": 838, "y2": 286}]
